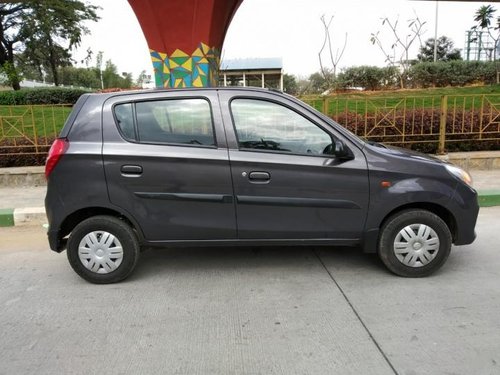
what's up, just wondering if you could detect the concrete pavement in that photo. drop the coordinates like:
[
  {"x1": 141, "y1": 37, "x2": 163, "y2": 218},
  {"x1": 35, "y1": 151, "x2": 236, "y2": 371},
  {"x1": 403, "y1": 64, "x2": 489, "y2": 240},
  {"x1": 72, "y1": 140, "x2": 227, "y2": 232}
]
[{"x1": 0, "y1": 207, "x2": 499, "y2": 374}]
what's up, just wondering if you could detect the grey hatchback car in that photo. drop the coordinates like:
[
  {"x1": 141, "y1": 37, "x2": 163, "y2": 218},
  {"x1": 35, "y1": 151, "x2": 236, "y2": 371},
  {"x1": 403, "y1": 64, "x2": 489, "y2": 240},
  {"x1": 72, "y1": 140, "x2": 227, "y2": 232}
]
[{"x1": 45, "y1": 88, "x2": 479, "y2": 283}]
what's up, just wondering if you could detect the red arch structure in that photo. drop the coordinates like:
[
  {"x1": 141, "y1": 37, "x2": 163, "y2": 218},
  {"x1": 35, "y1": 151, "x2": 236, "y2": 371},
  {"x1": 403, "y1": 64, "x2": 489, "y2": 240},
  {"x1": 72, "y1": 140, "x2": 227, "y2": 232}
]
[{"x1": 128, "y1": 0, "x2": 243, "y2": 88}]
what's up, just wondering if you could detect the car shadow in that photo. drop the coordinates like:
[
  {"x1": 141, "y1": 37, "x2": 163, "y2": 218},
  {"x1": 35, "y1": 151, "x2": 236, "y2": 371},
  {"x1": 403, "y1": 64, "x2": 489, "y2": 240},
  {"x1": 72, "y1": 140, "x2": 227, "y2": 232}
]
[{"x1": 128, "y1": 245, "x2": 387, "y2": 282}]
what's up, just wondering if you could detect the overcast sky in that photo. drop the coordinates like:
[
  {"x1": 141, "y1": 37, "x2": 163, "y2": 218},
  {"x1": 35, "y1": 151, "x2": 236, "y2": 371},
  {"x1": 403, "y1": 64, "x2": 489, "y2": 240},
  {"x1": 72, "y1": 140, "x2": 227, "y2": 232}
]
[{"x1": 74, "y1": 0, "x2": 497, "y2": 79}]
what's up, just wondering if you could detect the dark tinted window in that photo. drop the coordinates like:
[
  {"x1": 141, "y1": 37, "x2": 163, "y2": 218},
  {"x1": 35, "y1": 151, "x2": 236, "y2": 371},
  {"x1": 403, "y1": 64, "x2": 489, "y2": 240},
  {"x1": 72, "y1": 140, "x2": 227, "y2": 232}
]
[
  {"x1": 231, "y1": 99, "x2": 333, "y2": 155},
  {"x1": 136, "y1": 99, "x2": 214, "y2": 146},
  {"x1": 114, "y1": 103, "x2": 135, "y2": 140}
]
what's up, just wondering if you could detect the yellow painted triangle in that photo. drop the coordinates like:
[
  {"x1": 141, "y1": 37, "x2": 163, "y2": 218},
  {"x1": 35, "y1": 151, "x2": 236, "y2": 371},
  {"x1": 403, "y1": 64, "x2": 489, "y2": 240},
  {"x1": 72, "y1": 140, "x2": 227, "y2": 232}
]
[
  {"x1": 192, "y1": 48, "x2": 203, "y2": 57},
  {"x1": 175, "y1": 78, "x2": 183, "y2": 88},
  {"x1": 182, "y1": 58, "x2": 193, "y2": 71},
  {"x1": 193, "y1": 76, "x2": 203, "y2": 87},
  {"x1": 199, "y1": 57, "x2": 208, "y2": 64},
  {"x1": 169, "y1": 60, "x2": 179, "y2": 69},
  {"x1": 163, "y1": 63, "x2": 170, "y2": 74},
  {"x1": 200, "y1": 43, "x2": 210, "y2": 54},
  {"x1": 171, "y1": 49, "x2": 189, "y2": 58},
  {"x1": 197, "y1": 66, "x2": 206, "y2": 76}
]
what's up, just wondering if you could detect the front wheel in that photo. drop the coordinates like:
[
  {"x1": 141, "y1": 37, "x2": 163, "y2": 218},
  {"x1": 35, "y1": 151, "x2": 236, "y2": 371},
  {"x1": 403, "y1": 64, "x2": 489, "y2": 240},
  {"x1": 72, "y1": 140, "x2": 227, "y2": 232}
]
[
  {"x1": 378, "y1": 209, "x2": 452, "y2": 277},
  {"x1": 67, "y1": 216, "x2": 140, "y2": 284}
]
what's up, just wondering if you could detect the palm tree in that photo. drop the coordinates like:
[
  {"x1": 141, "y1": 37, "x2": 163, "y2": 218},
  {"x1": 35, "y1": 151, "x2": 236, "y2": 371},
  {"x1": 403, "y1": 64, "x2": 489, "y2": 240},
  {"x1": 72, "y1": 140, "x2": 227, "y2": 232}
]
[
  {"x1": 474, "y1": 5, "x2": 496, "y2": 29},
  {"x1": 473, "y1": 5, "x2": 500, "y2": 83}
]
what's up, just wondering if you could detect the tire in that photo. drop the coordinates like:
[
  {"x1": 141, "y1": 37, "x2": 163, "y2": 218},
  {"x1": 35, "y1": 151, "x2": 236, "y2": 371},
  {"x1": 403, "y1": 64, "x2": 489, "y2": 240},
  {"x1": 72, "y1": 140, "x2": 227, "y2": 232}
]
[
  {"x1": 67, "y1": 216, "x2": 140, "y2": 284},
  {"x1": 378, "y1": 209, "x2": 452, "y2": 277}
]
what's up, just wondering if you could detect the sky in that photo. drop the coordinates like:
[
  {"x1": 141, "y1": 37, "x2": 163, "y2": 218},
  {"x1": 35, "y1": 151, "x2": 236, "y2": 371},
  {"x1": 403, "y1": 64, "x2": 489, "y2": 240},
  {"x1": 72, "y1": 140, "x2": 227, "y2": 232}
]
[{"x1": 74, "y1": 0, "x2": 497, "y2": 80}]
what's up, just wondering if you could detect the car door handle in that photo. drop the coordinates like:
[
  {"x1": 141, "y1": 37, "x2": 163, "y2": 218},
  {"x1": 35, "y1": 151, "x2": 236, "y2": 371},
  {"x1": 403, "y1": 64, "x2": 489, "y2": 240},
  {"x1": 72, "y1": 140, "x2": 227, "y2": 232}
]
[
  {"x1": 248, "y1": 171, "x2": 270, "y2": 182},
  {"x1": 121, "y1": 165, "x2": 143, "y2": 176}
]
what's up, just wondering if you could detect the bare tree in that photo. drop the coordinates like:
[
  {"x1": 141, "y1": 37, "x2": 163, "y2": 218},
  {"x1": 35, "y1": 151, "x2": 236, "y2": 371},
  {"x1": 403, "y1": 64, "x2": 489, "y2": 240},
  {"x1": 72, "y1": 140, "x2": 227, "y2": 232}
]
[
  {"x1": 370, "y1": 14, "x2": 426, "y2": 88},
  {"x1": 318, "y1": 15, "x2": 347, "y2": 91}
]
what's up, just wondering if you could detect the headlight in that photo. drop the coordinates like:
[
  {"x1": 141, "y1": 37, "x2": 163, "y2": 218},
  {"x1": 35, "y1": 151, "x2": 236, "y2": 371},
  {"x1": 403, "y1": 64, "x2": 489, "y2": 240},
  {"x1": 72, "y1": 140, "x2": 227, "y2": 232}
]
[{"x1": 445, "y1": 165, "x2": 473, "y2": 187}]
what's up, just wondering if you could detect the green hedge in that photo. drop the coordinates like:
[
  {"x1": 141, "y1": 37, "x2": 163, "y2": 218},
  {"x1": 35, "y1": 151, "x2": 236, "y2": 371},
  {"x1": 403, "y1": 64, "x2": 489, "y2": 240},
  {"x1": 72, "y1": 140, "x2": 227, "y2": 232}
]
[
  {"x1": 336, "y1": 61, "x2": 498, "y2": 91},
  {"x1": 409, "y1": 61, "x2": 496, "y2": 88},
  {"x1": 0, "y1": 87, "x2": 92, "y2": 105}
]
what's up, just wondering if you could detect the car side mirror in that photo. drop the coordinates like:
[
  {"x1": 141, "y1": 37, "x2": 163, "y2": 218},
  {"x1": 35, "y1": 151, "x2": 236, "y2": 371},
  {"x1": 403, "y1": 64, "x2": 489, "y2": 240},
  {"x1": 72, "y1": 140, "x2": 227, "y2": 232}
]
[{"x1": 334, "y1": 140, "x2": 352, "y2": 160}]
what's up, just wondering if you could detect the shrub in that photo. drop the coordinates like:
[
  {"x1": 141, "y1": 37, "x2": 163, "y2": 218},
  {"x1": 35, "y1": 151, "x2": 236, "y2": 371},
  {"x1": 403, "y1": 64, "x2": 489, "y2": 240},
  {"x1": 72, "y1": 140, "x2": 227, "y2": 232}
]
[
  {"x1": 336, "y1": 66, "x2": 399, "y2": 91},
  {"x1": 408, "y1": 61, "x2": 496, "y2": 88},
  {"x1": 0, "y1": 87, "x2": 92, "y2": 105},
  {"x1": 0, "y1": 137, "x2": 54, "y2": 168},
  {"x1": 333, "y1": 108, "x2": 500, "y2": 153}
]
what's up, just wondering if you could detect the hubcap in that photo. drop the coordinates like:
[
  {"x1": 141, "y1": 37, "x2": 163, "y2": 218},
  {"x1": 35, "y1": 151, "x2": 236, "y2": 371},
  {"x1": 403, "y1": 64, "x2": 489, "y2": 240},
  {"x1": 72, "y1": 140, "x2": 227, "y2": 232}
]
[
  {"x1": 78, "y1": 231, "x2": 123, "y2": 274},
  {"x1": 393, "y1": 224, "x2": 440, "y2": 268}
]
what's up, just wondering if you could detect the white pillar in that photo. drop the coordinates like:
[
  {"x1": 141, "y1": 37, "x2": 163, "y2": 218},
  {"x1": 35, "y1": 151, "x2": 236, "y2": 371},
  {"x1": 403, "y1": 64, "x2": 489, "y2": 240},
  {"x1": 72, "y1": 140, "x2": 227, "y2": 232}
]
[
  {"x1": 279, "y1": 71, "x2": 284, "y2": 91},
  {"x1": 243, "y1": 72, "x2": 246, "y2": 87},
  {"x1": 224, "y1": 73, "x2": 227, "y2": 86},
  {"x1": 261, "y1": 73, "x2": 265, "y2": 88}
]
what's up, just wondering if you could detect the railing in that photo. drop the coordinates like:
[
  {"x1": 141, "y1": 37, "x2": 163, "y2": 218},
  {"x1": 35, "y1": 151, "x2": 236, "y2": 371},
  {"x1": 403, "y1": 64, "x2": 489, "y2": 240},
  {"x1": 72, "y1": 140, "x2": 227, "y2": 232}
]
[
  {"x1": 1, "y1": 95, "x2": 500, "y2": 158},
  {"x1": 302, "y1": 94, "x2": 500, "y2": 153},
  {"x1": 0, "y1": 104, "x2": 73, "y2": 156}
]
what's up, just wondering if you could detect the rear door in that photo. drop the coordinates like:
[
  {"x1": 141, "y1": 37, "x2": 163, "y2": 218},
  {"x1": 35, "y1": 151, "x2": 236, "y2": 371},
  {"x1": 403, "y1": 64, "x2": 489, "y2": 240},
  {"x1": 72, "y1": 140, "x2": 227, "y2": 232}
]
[
  {"x1": 218, "y1": 90, "x2": 369, "y2": 241},
  {"x1": 102, "y1": 90, "x2": 236, "y2": 242}
]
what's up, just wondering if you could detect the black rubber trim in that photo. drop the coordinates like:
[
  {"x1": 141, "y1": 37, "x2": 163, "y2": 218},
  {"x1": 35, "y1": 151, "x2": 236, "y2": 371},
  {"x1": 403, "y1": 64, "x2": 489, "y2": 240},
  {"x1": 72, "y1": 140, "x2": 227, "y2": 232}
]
[
  {"x1": 236, "y1": 195, "x2": 361, "y2": 209},
  {"x1": 134, "y1": 192, "x2": 233, "y2": 203}
]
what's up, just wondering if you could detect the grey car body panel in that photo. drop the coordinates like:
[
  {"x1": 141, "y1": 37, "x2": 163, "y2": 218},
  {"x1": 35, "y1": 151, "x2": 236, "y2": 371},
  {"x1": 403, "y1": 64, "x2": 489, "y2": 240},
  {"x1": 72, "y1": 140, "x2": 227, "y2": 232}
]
[{"x1": 45, "y1": 87, "x2": 479, "y2": 253}]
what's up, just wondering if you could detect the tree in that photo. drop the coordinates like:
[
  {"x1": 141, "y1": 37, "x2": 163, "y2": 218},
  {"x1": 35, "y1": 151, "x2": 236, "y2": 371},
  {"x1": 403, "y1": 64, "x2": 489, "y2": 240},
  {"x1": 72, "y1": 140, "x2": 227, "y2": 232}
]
[
  {"x1": 308, "y1": 70, "x2": 334, "y2": 94},
  {"x1": 0, "y1": 3, "x2": 30, "y2": 89},
  {"x1": 135, "y1": 70, "x2": 149, "y2": 88},
  {"x1": 282, "y1": 73, "x2": 298, "y2": 95},
  {"x1": 417, "y1": 36, "x2": 462, "y2": 62},
  {"x1": 318, "y1": 15, "x2": 347, "y2": 90},
  {"x1": 58, "y1": 66, "x2": 101, "y2": 88},
  {"x1": 102, "y1": 59, "x2": 133, "y2": 89},
  {"x1": 370, "y1": 15, "x2": 426, "y2": 88},
  {"x1": 472, "y1": 5, "x2": 500, "y2": 83},
  {"x1": 19, "y1": 1, "x2": 99, "y2": 87}
]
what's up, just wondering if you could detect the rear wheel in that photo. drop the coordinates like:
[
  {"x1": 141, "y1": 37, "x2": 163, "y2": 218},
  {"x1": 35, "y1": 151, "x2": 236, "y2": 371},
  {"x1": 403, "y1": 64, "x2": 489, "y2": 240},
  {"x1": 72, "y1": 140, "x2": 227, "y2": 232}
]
[
  {"x1": 378, "y1": 209, "x2": 452, "y2": 277},
  {"x1": 67, "y1": 216, "x2": 140, "y2": 284}
]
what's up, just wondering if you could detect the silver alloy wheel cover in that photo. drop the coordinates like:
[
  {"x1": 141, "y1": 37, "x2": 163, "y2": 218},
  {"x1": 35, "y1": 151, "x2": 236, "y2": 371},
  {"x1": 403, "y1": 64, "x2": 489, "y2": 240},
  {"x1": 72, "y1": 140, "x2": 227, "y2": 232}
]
[
  {"x1": 78, "y1": 231, "x2": 124, "y2": 274},
  {"x1": 393, "y1": 223, "x2": 440, "y2": 267}
]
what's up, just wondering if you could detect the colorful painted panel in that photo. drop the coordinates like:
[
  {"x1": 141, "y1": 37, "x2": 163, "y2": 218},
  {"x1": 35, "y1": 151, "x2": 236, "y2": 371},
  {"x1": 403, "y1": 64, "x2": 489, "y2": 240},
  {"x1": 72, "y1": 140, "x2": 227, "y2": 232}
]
[
  {"x1": 128, "y1": 0, "x2": 243, "y2": 88},
  {"x1": 151, "y1": 43, "x2": 219, "y2": 88}
]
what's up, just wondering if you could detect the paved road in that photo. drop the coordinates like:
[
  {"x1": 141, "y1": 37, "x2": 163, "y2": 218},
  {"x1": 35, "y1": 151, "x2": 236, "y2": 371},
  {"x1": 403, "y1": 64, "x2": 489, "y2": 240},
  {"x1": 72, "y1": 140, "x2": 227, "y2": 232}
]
[{"x1": 1, "y1": 208, "x2": 499, "y2": 375}]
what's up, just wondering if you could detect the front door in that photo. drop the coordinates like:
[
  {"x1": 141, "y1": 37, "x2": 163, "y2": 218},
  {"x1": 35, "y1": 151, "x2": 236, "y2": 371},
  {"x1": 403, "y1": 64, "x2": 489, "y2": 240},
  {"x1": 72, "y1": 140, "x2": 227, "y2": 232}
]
[{"x1": 218, "y1": 91, "x2": 369, "y2": 241}]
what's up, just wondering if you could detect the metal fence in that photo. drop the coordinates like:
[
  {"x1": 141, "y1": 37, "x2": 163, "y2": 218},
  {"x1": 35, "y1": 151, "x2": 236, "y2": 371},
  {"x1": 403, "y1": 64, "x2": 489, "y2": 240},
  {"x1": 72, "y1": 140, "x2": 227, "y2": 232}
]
[
  {"x1": 1, "y1": 95, "x2": 500, "y2": 157},
  {"x1": 302, "y1": 94, "x2": 500, "y2": 153},
  {"x1": 0, "y1": 104, "x2": 72, "y2": 156}
]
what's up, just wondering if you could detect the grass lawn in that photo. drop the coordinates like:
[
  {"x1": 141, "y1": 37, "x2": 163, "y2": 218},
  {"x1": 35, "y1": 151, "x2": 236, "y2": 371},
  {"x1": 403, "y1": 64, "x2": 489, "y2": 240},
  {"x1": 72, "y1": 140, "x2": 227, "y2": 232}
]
[{"x1": 0, "y1": 105, "x2": 72, "y2": 139}]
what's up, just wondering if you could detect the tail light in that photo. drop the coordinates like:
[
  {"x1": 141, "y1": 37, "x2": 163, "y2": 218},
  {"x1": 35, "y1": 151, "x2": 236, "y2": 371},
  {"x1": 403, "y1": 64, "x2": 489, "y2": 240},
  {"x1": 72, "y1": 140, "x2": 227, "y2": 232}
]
[{"x1": 45, "y1": 138, "x2": 69, "y2": 179}]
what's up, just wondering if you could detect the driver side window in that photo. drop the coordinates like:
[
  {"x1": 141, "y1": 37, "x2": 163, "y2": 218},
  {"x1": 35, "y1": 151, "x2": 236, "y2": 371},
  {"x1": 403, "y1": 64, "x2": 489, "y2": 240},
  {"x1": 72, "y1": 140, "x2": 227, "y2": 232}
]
[{"x1": 231, "y1": 99, "x2": 333, "y2": 156}]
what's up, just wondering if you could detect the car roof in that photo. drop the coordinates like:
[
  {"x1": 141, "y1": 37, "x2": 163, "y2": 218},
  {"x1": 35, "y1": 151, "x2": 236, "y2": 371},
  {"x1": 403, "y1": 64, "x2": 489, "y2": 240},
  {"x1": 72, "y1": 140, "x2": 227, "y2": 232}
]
[{"x1": 89, "y1": 86, "x2": 285, "y2": 100}]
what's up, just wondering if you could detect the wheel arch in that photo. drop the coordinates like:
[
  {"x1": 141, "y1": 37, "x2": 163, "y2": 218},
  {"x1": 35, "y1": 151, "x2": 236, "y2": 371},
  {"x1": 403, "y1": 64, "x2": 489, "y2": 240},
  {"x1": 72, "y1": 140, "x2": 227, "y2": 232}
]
[
  {"x1": 362, "y1": 202, "x2": 457, "y2": 253},
  {"x1": 59, "y1": 206, "x2": 145, "y2": 246}
]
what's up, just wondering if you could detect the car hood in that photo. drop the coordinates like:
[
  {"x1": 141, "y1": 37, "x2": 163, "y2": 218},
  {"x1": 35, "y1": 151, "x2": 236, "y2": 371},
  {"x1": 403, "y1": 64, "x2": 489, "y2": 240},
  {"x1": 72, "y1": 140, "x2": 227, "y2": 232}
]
[{"x1": 367, "y1": 142, "x2": 446, "y2": 165}]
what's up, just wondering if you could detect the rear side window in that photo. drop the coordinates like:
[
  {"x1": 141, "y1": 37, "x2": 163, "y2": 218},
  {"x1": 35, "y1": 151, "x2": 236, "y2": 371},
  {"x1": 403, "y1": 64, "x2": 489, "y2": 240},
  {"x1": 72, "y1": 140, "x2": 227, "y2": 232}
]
[
  {"x1": 114, "y1": 98, "x2": 215, "y2": 146},
  {"x1": 115, "y1": 103, "x2": 135, "y2": 140}
]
